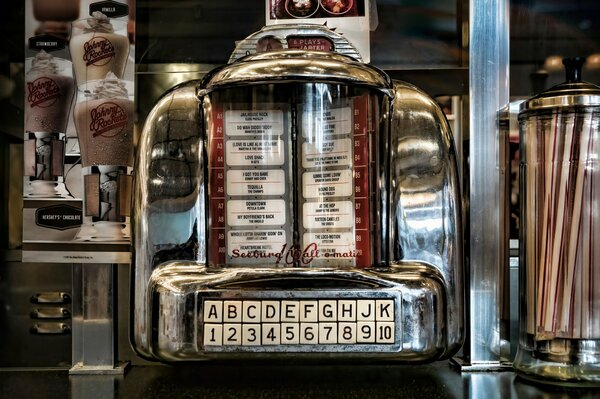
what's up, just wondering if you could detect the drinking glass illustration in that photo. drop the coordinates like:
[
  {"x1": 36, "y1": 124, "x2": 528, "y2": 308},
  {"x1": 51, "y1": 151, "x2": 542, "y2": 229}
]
[
  {"x1": 24, "y1": 51, "x2": 74, "y2": 198},
  {"x1": 70, "y1": 12, "x2": 129, "y2": 84},
  {"x1": 73, "y1": 73, "x2": 134, "y2": 241}
]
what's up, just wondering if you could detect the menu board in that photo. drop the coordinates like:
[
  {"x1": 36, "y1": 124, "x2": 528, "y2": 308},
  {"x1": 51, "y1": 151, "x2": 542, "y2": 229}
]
[{"x1": 22, "y1": 0, "x2": 134, "y2": 263}]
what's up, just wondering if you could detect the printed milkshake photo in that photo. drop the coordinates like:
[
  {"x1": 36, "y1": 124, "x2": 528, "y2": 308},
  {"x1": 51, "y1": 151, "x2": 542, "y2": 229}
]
[
  {"x1": 24, "y1": 50, "x2": 75, "y2": 198},
  {"x1": 73, "y1": 72, "x2": 134, "y2": 241},
  {"x1": 70, "y1": 11, "x2": 129, "y2": 84}
]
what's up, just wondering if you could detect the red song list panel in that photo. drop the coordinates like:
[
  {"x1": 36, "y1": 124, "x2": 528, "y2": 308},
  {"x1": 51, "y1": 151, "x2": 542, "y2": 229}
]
[{"x1": 208, "y1": 94, "x2": 373, "y2": 268}]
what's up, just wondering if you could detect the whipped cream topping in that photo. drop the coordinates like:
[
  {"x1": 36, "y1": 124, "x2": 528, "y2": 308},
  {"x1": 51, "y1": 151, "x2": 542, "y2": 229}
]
[
  {"x1": 86, "y1": 71, "x2": 129, "y2": 100},
  {"x1": 84, "y1": 11, "x2": 114, "y2": 34},
  {"x1": 27, "y1": 50, "x2": 61, "y2": 77}
]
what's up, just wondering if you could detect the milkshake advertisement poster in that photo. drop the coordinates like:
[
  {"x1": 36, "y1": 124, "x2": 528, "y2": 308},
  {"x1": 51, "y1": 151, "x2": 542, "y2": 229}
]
[
  {"x1": 23, "y1": 0, "x2": 135, "y2": 263},
  {"x1": 266, "y1": 0, "x2": 371, "y2": 62}
]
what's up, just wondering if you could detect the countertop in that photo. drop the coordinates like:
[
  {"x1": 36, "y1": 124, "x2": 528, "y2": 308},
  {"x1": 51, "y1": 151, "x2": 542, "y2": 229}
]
[{"x1": 2, "y1": 361, "x2": 600, "y2": 399}]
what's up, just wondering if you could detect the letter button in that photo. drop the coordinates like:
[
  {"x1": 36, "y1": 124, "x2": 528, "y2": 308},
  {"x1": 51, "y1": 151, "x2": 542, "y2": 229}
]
[
  {"x1": 242, "y1": 301, "x2": 261, "y2": 322},
  {"x1": 338, "y1": 300, "x2": 356, "y2": 321},
  {"x1": 204, "y1": 300, "x2": 223, "y2": 322},
  {"x1": 375, "y1": 300, "x2": 394, "y2": 321},
  {"x1": 357, "y1": 300, "x2": 375, "y2": 321},
  {"x1": 223, "y1": 301, "x2": 242, "y2": 322},
  {"x1": 300, "y1": 301, "x2": 318, "y2": 322},
  {"x1": 262, "y1": 301, "x2": 280, "y2": 322},
  {"x1": 281, "y1": 301, "x2": 299, "y2": 322},
  {"x1": 319, "y1": 300, "x2": 337, "y2": 321}
]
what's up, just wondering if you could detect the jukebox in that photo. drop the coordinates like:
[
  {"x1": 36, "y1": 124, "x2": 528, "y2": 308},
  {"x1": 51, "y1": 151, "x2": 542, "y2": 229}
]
[{"x1": 131, "y1": 25, "x2": 463, "y2": 362}]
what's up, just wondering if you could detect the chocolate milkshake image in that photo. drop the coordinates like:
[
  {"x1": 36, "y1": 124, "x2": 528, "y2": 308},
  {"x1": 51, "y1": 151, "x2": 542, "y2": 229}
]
[
  {"x1": 70, "y1": 12, "x2": 129, "y2": 84},
  {"x1": 32, "y1": 0, "x2": 80, "y2": 41},
  {"x1": 25, "y1": 51, "x2": 74, "y2": 134},
  {"x1": 73, "y1": 72, "x2": 134, "y2": 167},
  {"x1": 73, "y1": 72, "x2": 133, "y2": 241},
  {"x1": 32, "y1": 0, "x2": 80, "y2": 22},
  {"x1": 23, "y1": 51, "x2": 74, "y2": 198}
]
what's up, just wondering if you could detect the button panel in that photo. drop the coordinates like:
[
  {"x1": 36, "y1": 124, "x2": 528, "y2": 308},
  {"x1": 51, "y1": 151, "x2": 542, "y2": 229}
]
[{"x1": 202, "y1": 298, "x2": 398, "y2": 351}]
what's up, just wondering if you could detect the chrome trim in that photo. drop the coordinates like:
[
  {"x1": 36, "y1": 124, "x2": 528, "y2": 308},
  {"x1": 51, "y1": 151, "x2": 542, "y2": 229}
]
[
  {"x1": 148, "y1": 262, "x2": 447, "y2": 362},
  {"x1": 131, "y1": 80, "x2": 207, "y2": 358},
  {"x1": 30, "y1": 323, "x2": 71, "y2": 335},
  {"x1": 202, "y1": 50, "x2": 392, "y2": 94},
  {"x1": 389, "y1": 81, "x2": 464, "y2": 358},
  {"x1": 520, "y1": 94, "x2": 600, "y2": 113},
  {"x1": 30, "y1": 291, "x2": 71, "y2": 304},
  {"x1": 30, "y1": 307, "x2": 71, "y2": 319}
]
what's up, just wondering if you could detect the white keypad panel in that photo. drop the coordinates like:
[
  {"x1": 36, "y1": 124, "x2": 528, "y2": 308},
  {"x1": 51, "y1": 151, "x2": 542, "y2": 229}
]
[{"x1": 203, "y1": 298, "x2": 397, "y2": 349}]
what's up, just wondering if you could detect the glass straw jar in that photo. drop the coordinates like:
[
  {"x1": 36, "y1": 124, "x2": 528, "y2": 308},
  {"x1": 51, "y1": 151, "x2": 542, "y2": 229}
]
[{"x1": 515, "y1": 57, "x2": 600, "y2": 386}]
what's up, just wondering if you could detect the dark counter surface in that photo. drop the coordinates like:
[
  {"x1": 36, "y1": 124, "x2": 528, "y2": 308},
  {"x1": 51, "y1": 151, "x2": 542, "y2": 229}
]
[{"x1": 2, "y1": 361, "x2": 600, "y2": 399}]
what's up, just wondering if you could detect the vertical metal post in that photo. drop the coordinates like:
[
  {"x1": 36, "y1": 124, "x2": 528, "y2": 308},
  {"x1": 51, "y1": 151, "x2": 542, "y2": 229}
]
[
  {"x1": 459, "y1": 0, "x2": 511, "y2": 369},
  {"x1": 70, "y1": 263, "x2": 128, "y2": 374}
]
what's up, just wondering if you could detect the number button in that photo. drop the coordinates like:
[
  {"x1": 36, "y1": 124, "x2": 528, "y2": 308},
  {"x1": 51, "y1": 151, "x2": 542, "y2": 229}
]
[
  {"x1": 223, "y1": 324, "x2": 241, "y2": 345},
  {"x1": 338, "y1": 323, "x2": 357, "y2": 344},
  {"x1": 319, "y1": 323, "x2": 337, "y2": 344},
  {"x1": 357, "y1": 321, "x2": 375, "y2": 343},
  {"x1": 281, "y1": 323, "x2": 300, "y2": 345},
  {"x1": 204, "y1": 324, "x2": 223, "y2": 346},
  {"x1": 376, "y1": 322, "x2": 395, "y2": 343},
  {"x1": 300, "y1": 323, "x2": 318, "y2": 345},
  {"x1": 262, "y1": 323, "x2": 280, "y2": 345},
  {"x1": 242, "y1": 324, "x2": 261, "y2": 346}
]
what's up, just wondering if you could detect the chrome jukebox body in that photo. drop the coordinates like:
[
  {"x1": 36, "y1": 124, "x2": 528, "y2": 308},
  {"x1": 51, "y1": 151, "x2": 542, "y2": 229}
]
[{"x1": 132, "y1": 25, "x2": 463, "y2": 362}]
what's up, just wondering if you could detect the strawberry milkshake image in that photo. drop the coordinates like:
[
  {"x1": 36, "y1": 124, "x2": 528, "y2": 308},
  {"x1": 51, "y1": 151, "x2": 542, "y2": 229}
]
[{"x1": 24, "y1": 51, "x2": 74, "y2": 198}]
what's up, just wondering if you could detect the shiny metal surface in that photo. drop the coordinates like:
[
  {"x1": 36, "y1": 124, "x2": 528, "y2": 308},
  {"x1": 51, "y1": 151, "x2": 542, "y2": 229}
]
[
  {"x1": 149, "y1": 262, "x2": 447, "y2": 361},
  {"x1": 389, "y1": 81, "x2": 464, "y2": 358},
  {"x1": 203, "y1": 50, "x2": 391, "y2": 94},
  {"x1": 132, "y1": 46, "x2": 463, "y2": 361},
  {"x1": 31, "y1": 291, "x2": 71, "y2": 304},
  {"x1": 522, "y1": 94, "x2": 600, "y2": 112},
  {"x1": 132, "y1": 80, "x2": 206, "y2": 358},
  {"x1": 71, "y1": 263, "x2": 122, "y2": 374},
  {"x1": 30, "y1": 323, "x2": 71, "y2": 335},
  {"x1": 30, "y1": 307, "x2": 71, "y2": 319},
  {"x1": 521, "y1": 80, "x2": 600, "y2": 111},
  {"x1": 466, "y1": 0, "x2": 511, "y2": 366}
]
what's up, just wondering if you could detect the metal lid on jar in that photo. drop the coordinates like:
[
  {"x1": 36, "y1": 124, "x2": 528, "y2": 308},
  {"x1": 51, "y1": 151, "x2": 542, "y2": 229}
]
[
  {"x1": 520, "y1": 57, "x2": 600, "y2": 114},
  {"x1": 200, "y1": 50, "x2": 392, "y2": 95}
]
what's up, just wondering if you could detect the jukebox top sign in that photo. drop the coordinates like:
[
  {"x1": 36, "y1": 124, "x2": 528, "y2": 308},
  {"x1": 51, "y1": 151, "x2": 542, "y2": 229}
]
[{"x1": 132, "y1": 25, "x2": 462, "y2": 362}]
